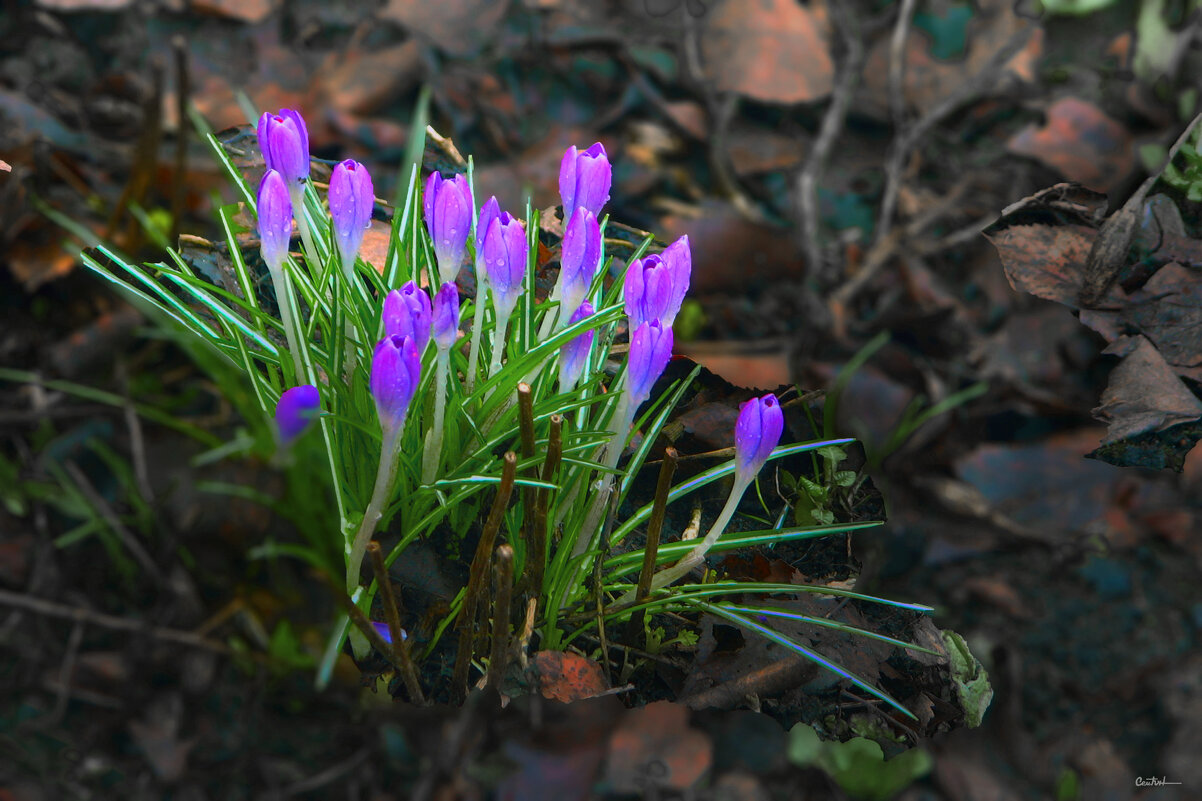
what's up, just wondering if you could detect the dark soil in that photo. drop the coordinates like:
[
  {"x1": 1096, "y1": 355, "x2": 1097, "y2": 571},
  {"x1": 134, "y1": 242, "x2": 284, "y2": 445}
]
[{"x1": 3, "y1": 2, "x2": 1202, "y2": 800}]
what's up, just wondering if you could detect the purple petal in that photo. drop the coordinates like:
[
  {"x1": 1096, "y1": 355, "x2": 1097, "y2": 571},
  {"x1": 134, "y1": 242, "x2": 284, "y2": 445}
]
[
  {"x1": 558, "y1": 301, "x2": 596, "y2": 389},
  {"x1": 371, "y1": 335, "x2": 421, "y2": 433},
  {"x1": 275, "y1": 384, "x2": 320, "y2": 445},
  {"x1": 382, "y1": 282, "x2": 433, "y2": 354},
  {"x1": 626, "y1": 320, "x2": 673, "y2": 404},
  {"x1": 329, "y1": 159, "x2": 374, "y2": 269},
  {"x1": 481, "y1": 212, "x2": 527, "y2": 316},
  {"x1": 734, "y1": 394, "x2": 784, "y2": 482},
  {"x1": 257, "y1": 170, "x2": 293, "y2": 270},
  {"x1": 257, "y1": 110, "x2": 310, "y2": 185},
  {"x1": 559, "y1": 142, "x2": 612, "y2": 217},
  {"x1": 424, "y1": 173, "x2": 472, "y2": 284},
  {"x1": 560, "y1": 207, "x2": 601, "y2": 319},
  {"x1": 433, "y1": 282, "x2": 461, "y2": 350}
]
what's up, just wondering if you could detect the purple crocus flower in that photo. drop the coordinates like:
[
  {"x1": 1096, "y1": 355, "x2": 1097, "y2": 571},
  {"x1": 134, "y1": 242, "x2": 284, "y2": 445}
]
[
  {"x1": 559, "y1": 143, "x2": 611, "y2": 217},
  {"x1": 275, "y1": 384, "x2": 320, "y2": 445},
  {"x1": 432, "y1": 282, "x2": 461, "y2": 351},
  {"x1": 329, "y1": 159, "x2": 374, "y2": 271},
  {"x1": 257, "y1": 109, "x2": 310, "y2": 186},
  {"x1": 559, "y1": 301, "x2": 596, "y2": 390},
  {"x1": 480, "y1": 211, "x2": 528, "y2": 320},
  {"x1": 626, "y1": 319, "x2": 673, "y2": 405},
  {"x1": 624, "y1": 235, "x2": 691, "y2": 330},
  {"x1": 257, "y1": 170, "x2": 293, "y2": 270},
  {"x1": 734, "y1": 394, "x2": 784, "y2": 484},
  {"x1": 474, "y1": 196, "x2": 502, "y2": 286},
  {"x1": 382, "y1": 281, "x2": 433, "y2": 355},
  {"x1": 423, "y1": 172, "x2": 473, "y2": 285},
  {"x1": 559, "y1": 207, "x2": 601, "y2": 320},
  {"x1": 370, "y1": 621, "x2": 407, "y2": 645},
  {"x1": 370, "y1": 335, "x2": 421, "y2": 434}
]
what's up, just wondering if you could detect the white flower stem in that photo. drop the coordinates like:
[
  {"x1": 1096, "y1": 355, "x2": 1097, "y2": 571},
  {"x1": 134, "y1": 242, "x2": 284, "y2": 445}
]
[
  {"x1": 466, "y1": 291, "x2": 487, "y2": 394},
  {"x1": 555, "y1": 390, "x2": 635, "y2": 618},
  {"x1": 537, "y1": 284, "x2": 561, "y2": 342},
  {"x1": 571, "y1": 391, "x2": 633, "y2": 560},
  {"x1": 267, "y1": 264, "x2": 304, "y2": 381},
  {"x1": 347, "y1": 426, "x2": 401, "y2": 594},
  {"x1": 336, "y1": 254, "x2": 360, "y2": 379},
  {"x1": 289, "y1": 186, "x2": 320, "y2": 271},
  {"x1": 421, "y1": 348, "x2": 451, "y2": 484},
  {"x1": 616, "y1": 474, "x2": 752, "y2": 606},
  {"x1": 487, "y1": 309, "x2": 511, "y2": 383}
]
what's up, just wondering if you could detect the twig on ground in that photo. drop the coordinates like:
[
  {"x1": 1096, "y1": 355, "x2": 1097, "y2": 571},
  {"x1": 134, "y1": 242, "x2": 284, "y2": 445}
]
[
  {"x1": 876, "y1": 25, "x2": 1036, "y2": 242},
  {"x1": 629, "y1": 447, "x2": 678, "y2": 647},
  {"x1": 485, "y1": 544, "x2": 514, "y2": 692},
  {"x1": 681, "y1": 654, "x2": 819, "y2": 710},
  {"x1": 368, "y1": 541, "x2": 424, "y2": 703},
  {"x1": 63, "y1": 460, "x2": 160, "y2": 581},
  {"x1": 888, "y1": 0, "x2": 918, "y2": 132},
  {"x1": 117, "y1": 358, "x2": 154, "y2": 503},
  {"x1": 278, "y1": 749, "x2": 371, "y2": 799},
  {"x1": 798, "y1": 0, "x2": 865, "y2": 283},
  {"x1": 453, "y1": 451, "x2": 517, "y2": 702},
  {"x1": 0, "y1": 586, "x2": 230, "y2": 653},
  {"x1": 830, "y1": 179, "x2": 973, "y2": 322}
]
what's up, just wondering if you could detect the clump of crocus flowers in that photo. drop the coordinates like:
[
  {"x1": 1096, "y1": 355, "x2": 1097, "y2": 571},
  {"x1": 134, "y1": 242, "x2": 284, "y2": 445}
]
[{"x1": 255, "y1": 109, "x2": 787, "y2": 669}]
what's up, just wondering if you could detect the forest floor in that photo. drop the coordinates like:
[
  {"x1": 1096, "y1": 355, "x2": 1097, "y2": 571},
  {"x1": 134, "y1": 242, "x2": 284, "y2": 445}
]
[{"x1": 2, "y1": 1, "x2": 1201, "y2": 799}]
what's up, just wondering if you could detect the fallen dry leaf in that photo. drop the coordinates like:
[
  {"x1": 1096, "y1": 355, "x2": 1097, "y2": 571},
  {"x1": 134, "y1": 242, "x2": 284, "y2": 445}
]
[
  {"x1": 380, "y1": 0, "x2": 508, "y2": 57},
  {"x1": 498, "y1": 740, "x2": 606, "y2": 801},
  {"x1": 1122, "y1": 262, "x2": 1202, "y2": 369},
  {"x1": 192, "y1": 0, "x2": 278, "y2": 23},
  {"x1": 529, "y1": 651, "x2": 610, "y2": 703},
  {"x1": 699, "y1": 0, "x2": 833, "y2": 104},
  {"x1": 1007, "y1": 97, "x2": 1135, "y2": 193},
  {"x1": 725, "y1": 124, "x2": 807, "y2": 176},
  {"x1": 183, "y1": 22, "x2": 316, "y2": 133},
  {"x1": 35, "y1": 0, "x2": 132, "y2": 8},
  {"x1": 986, "y1": 223, "x2": 1097, "y2": 307},
  {"x1": 8, "y1": 238, "x2": 82, "y2": 289},
  {"x1": 317, "y1": 41, "x2": 422, "y2": 116},
  {"x1": 359, "y1": 220, "x2": 393, "y2": 276},
  {"x1": 660, "y1": 201, "x2": 802, "y2": 293},
  {"x1": 603, "y1": 701, "x2": 712, "y2": 793},
  {"x1": 674, "y1": 343, "x2": 792, "y2": 390},
  {"x1": 858, "y1": 0, "x2": 1041, "y2": 119},
  {"x1": 128, "y1": 694, "x2": 195, "y2": 783},
  {"x1": 1093, "y1": 335, "x2": 1202, "y2": 444},
  {"x1": 955, "y1": 429, "x2": 1130, "y2": 534}
]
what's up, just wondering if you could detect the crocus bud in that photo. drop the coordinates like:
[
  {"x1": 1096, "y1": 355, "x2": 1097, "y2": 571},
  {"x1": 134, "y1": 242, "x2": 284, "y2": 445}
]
[
  {"x1": 559, "y1": 143, "x2": 611, "y2": 217},
  {"x1": 480, "y1": 211, "x2": 528, "y2": 321},
  {"x1": 257, "y1": 170, "x2": 293, "y2": 270},
  {"x1": 734, "y1": 394, "x2": 784, "y2": 484},
  {"x1": 559, "y1": 207, "x2": 601, "y2": 320},
  {"x1": 275, "y1": 384, "x2": 320, "y2": 445},
  {"x1": 329, "y1": 159, "x2": 374, "y2": 271},
  {"x1": 257, "y1": 109, "x2": 310, "y2": 186},
  {"x1": 371, "y1": 335, "x2": 421, "y2": 434},
  {"x1": 423, "y1": 172, "x2": 473, "y2": 284},
  {"x1": 624, "y1": 235, "x2": 691, "y2": 330},
  {"x1": 432, "y1": 282, "x2": 461, "y2": 351},
  {"x1": 558, "y1": 301, "x2": 596, "y2": 390},
  {"x1": 626, "y1": 319, "x2": 673, "y2": 405},
  {"x1": 383, "y1": 281, "x2": 433, "y2": 354},
  {"x1": 473, "y1": 195, "x2": 502, "y2": 291}
]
